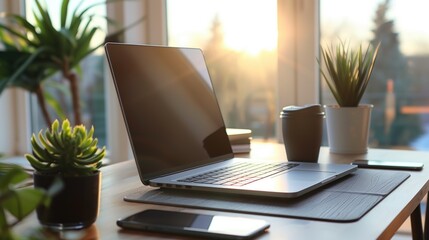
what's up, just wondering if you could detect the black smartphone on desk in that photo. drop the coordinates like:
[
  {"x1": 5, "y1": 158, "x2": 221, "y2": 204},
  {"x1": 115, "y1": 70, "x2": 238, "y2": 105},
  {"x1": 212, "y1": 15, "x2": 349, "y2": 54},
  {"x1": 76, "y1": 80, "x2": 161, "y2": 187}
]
[
  {"x1": 352, "y1": 160, "x2": 424, "y2": 170},
  {"x1": 117, "y1": 209, "x2": 270, "y2": 239}
]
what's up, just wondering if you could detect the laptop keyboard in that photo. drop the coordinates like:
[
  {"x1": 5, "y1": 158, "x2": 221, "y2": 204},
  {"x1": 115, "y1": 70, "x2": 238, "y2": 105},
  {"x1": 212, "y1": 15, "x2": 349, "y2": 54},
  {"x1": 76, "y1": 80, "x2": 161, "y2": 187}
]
[{"x1": 177, "y1": 162, "x2": 299, "y2": 187}]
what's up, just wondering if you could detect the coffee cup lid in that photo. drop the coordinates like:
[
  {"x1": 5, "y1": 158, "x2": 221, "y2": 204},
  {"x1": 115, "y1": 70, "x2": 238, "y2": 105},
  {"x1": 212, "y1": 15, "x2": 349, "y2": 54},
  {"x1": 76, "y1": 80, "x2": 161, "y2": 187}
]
[{"x1": 281, "y1": 104, "x2": 324, "y2": 116}]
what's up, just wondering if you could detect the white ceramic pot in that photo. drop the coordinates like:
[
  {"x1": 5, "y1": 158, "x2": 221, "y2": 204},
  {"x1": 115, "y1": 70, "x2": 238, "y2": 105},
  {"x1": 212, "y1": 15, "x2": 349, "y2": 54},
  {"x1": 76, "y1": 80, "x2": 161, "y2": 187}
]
[{"x1": 324, "y1": 104, "x2": 373, "y2": 154}]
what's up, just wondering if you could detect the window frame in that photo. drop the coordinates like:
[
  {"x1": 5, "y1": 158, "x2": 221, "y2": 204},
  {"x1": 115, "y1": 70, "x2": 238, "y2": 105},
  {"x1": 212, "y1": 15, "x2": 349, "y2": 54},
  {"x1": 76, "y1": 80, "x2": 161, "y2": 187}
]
[
  {"x1": 3, "y1": 0, "x2": 318, "y2": 160},
  {"x1": 277, "y1": 0, "x2": 320, "y2": 140},
  {"x1": 0, "y1": 0, "x2": 31, "y2": 156}
]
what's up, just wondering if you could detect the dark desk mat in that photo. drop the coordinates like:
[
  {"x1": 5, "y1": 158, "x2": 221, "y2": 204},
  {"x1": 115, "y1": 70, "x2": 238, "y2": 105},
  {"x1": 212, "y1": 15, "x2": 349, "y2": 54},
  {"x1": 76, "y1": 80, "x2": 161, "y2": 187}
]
[{"x1": 125, "y1": 169, "x2": 410, "y2": 222}]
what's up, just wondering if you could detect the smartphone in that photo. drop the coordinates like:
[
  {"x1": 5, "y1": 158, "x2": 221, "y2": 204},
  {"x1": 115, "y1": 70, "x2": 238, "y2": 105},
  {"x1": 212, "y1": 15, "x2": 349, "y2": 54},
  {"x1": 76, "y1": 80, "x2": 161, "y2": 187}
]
[
  {"x1": 352, "y1": 160, "x2": 424, "y2": 170},
  {"x1": 117, "y1": 209, "x2": 270, "y2": 239}
]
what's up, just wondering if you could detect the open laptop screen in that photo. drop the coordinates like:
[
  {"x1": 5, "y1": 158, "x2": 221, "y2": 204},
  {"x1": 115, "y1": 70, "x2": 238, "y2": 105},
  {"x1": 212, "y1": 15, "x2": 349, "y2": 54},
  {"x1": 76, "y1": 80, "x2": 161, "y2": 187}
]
[{"x1": 105, "y1": 43, "x2": 233, "y2": 181}]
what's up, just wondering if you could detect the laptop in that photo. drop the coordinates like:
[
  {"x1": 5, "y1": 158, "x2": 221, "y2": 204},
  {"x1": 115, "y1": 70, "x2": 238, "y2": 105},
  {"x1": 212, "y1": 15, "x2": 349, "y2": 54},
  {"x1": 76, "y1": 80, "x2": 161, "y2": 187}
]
[{"x1": 104, "y1": 42, "x2": 356, "y2": 198}]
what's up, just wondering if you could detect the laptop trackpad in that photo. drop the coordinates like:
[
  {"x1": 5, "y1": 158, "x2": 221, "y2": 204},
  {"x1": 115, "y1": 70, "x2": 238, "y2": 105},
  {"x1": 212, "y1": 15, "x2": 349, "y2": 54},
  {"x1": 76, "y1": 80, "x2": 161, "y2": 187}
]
[
  {"x1": 283, "y1": 170, "x2": 336, "y2": 182},
  {"x1": 249, "y1": 170, "x2": 336, "y2": 192}
]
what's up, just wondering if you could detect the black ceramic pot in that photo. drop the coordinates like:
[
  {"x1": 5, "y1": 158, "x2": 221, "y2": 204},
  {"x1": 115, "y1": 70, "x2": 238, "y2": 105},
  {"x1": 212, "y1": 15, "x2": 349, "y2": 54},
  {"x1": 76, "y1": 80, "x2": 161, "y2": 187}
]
[{"x1": 33, "y1": 171, "x2": 101, "y2": 230}]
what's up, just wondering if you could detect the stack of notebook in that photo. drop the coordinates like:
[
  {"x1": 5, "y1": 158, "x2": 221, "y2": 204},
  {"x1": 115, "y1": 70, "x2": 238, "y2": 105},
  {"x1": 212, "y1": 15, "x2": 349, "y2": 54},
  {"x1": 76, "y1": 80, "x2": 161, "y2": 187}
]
[{"x1": 226, "y1": 128, "x2": 252, "y2": 153}]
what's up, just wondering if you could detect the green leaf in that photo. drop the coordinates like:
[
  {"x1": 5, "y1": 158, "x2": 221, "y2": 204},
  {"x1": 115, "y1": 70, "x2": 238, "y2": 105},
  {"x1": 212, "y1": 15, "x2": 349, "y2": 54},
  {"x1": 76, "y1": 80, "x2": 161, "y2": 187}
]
[
  {"x1": 25, "y1": 154, "x2": 50, "y2": 172},
  {"x1": 77, "y1": 147, "x2": 105, "y2": 164},
  {"x1": 60, "y1": 0, "x2": 71, "y2": 28},
  {"x1": 79, "y1": 146, "x2": 97, "y2": 159},
  {"x1": 0, "y1": 23, "x2": 36, "y2": 47},
  {"x1": 38, "y1": 131, "x2": 57, "y2": 154},
  {"x1": 0, "y1": 165, "x2": 28, "y2": 190},
  {"x1": 44, "y1": 91, "x2": 67, "y2": 120},
  {"x1": 3, "y1": 188, "x2": 46, "y2": 219},
  {"x1": 45, "y1": 130, "x2": 63, "y2": 151},
  {"x1": 29, "y1": 133, "x2": 54, "y2": 163}
]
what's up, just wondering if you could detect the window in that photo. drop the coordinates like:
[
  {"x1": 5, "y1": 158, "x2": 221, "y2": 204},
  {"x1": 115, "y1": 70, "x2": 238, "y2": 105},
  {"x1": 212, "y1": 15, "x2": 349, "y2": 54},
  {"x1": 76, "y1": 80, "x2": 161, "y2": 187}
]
[
  {"x1": 0, "y1": 0, "x2": 162, "y2": 161},
  {"x1": 320, "y1": 0, "x2": 429, "y2": 150},
  {"x1": 8, "y1": 0, "x2": 426, "y2": 159},
  {"x1": 19, "y1": 0, "x2": 161, "y2": 162},
  {"x1": 167, "y1": 0, "x2": 278, "y2": 139}
]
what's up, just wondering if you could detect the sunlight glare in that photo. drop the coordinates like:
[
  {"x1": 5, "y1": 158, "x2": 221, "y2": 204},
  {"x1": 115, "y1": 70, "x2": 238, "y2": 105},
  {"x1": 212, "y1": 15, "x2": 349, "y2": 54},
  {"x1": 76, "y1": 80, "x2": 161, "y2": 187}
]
[
  {"x1": 221, "y1": 1, "x2": 277, "y2": 55},
  {"x1": 167, "y1": 0, "x2": 277, "y2": 55}
]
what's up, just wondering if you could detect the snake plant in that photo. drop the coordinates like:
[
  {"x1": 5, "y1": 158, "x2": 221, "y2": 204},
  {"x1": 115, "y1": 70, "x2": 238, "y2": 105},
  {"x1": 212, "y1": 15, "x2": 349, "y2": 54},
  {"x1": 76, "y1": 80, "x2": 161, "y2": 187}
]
[
  {"x1": 25, "y1": 119, "x2": 106, "y2": 176},
  {"x1": 319, "y1": 41, "x2": 380, "y2": 107}
]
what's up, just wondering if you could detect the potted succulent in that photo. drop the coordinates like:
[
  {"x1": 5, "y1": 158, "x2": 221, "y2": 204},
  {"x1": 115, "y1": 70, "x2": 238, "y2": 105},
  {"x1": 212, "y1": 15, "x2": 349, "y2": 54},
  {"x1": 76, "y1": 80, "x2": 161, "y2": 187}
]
[
  {"x1": 319, "y1": 41, "x2": 379, "y2": 154},
  {"x1": 25, "y1": 119, "x2": 106, "y2": 230}
]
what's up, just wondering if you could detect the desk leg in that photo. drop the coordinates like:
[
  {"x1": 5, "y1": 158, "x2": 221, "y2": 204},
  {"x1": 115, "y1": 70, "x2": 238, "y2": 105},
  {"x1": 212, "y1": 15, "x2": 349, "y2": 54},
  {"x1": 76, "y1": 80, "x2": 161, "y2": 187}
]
[
  {"x1": 411, "y1": 204, "x2": 423, "y2": 240},
  {"x1": 425, "y1": 195, "x2": 428, "y2": 240}
]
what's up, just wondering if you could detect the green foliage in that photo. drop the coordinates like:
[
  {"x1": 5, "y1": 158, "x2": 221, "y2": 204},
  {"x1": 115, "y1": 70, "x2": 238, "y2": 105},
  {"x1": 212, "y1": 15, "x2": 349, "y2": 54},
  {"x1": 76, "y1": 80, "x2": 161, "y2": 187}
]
[
  {"x1": 0, "y1": 0, "x2": 106, "y2": 74},
  {"x1": 0, "y1": 0, "x2": 106, "y2": 126},
  {"x1": 319, "y1": 41, "x2": 380, "y2": 107},
  {"x1": 25, "y1": 119, "x2": 106, "y2": 176},
  {"x1": 0, "y1": 163, "x2": 53, "y2": 239},
  {"x1": 0, "y1": 0, "x2": 138, "y2": 126},
  {"x1": 0, "y1": 47, "x2": 52, "y2": 93}
]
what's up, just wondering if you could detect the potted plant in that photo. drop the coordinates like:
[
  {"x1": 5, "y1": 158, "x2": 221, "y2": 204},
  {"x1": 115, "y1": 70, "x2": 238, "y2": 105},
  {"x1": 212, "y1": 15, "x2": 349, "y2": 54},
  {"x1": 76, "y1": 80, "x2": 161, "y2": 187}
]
[
  {"x1": 319, "y1": 41, "x2": 379, "y2": 154},
  {"x1": 25, "y1": 119, "x2": 106, "y2": 230}
]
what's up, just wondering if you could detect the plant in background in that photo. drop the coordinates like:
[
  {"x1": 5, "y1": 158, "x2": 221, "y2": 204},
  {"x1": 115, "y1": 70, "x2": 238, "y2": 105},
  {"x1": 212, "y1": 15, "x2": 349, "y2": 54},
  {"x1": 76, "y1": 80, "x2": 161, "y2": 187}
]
[
  {"x1": 0, "y1": 0, "x2": 106, "y2": 126},
  {"x1": 0, "y1": 48, "x2": 56, "y2": 125},
  {"x1": 319, "y1": 41, "x2": 380, "y2": 107},
  {"x1": 0, "y1": 0, "x2": 143, "y2": 126},
  {"x1": 25, "y1": 119, "x2": 106, "y2": 176}
]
